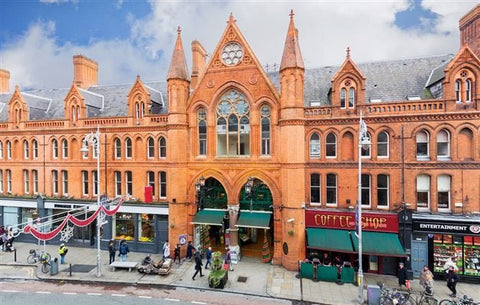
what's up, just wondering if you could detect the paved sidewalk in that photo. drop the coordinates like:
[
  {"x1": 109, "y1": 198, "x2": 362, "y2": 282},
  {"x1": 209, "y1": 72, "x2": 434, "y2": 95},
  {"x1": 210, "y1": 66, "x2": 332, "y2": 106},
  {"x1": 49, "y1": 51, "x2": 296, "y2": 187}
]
[{"x1": 1, "y1": 242, "x2": 479, "y2": 304}]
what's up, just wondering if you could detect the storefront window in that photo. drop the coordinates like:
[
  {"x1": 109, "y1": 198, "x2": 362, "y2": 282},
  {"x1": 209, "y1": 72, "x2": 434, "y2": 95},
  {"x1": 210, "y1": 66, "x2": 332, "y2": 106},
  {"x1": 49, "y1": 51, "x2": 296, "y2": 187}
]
[
  {"x1": 433, "y1": 234, "x2": 463, "y2": 275},
  {"x1": 114, "y1": 213, "x2": 135, "y2": 241},
  {"x1": 464, "y1": 236, "x2": 480, "y2": 276},
  {"x1": 138, "y1": 214, "x2": 154, "y2": 243},
  {"x1": 21, "y1": 208, "x2": 37, "y2": 227}
]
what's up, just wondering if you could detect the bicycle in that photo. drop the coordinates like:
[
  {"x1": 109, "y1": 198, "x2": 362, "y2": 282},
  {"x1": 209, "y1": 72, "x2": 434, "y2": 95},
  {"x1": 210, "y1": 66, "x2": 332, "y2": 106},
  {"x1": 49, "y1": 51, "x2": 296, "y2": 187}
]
[
  {"x1": 26, "y1": 249, "x2": 51, "y2": 273},
  {"x1": 26, "y1": 249, "x2": 51, "y2": 264},
  {"x1": 379, "y1": 283, "x2": 414, "y2": 305},
  {"x1": 410, "y1": 289, "x2": 438, "y2": 305},
  {"x1": 439, "y1": 295, "x2": 479, "y2": 305}
]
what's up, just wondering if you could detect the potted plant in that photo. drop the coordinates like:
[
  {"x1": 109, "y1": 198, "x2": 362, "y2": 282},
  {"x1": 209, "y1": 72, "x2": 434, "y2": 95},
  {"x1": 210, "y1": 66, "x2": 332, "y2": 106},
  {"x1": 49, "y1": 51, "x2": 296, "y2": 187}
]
[{"x1": 208, "y1": 251, "x2": 228, "y2": 289}]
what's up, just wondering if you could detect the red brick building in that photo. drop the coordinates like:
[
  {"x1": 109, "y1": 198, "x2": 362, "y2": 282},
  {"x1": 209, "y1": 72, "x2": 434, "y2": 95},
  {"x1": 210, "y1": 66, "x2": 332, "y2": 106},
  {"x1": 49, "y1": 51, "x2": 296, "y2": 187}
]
[{"x1": 0, "y1": 6, "x2": 479, "y2": 279}]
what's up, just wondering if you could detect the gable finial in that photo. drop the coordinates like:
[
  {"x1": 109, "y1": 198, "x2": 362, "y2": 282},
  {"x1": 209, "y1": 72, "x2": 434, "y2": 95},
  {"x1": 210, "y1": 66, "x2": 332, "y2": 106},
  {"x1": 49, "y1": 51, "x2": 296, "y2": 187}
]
[
  {"x1": 177, "y1": 26, "x2": 181, "y2": 36},
  {"x1": 289, "y1": 9, "x2": 294, "y2": 20},
  {"x1": 346, "y1": 47, "x2": 351, "y2": 59},
  {"x1": 228, "y1": 13, "x2": 236, "y2": 23}
]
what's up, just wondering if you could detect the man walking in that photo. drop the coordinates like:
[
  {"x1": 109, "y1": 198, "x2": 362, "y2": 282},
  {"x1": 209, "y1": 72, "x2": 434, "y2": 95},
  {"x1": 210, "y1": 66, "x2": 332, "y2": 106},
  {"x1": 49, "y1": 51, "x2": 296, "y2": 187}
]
[
  {"x1": 108, "y1": 240, "x2": 116, "y2": 264},
  {"x1": 205, "y1": 247, "x2": 212, "y2": 269},
  {"x1": 446, "y1": 265, "x2": 459, "y2": 297},
  {"x1": 397, "y1": 262, "x2": 408, "y2": 289},
  {"x1": 192, "y1": 249, "x2": 204, "y2": 280},
  {"x1": 119, "y1": 240, "x2": 129, "y2": 262}
]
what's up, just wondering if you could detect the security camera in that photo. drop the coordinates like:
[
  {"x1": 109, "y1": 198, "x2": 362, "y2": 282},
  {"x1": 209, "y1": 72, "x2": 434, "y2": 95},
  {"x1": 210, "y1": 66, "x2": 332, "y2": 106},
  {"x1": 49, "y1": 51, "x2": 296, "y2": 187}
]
[{"x1": 287, "y1": 218, "x2": 295, "y2": 223}]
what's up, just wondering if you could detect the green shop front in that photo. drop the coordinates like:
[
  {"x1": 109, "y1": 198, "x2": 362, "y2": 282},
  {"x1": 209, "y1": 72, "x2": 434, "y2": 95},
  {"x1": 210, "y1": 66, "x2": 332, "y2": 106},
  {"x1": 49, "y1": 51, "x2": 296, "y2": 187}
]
[{"x1": 303, "y1": 209, "x2": 406, "y2": 282}]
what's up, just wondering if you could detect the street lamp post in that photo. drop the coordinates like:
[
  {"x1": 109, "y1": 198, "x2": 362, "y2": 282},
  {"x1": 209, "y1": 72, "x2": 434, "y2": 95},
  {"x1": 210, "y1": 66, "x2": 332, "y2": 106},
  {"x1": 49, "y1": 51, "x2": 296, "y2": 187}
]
[
  {"x1": 357, "y1": 112, "x2": 370, "y2": 304},
  {"x1": 80, "y1": 126, "x2": 102, "y2": 278}
]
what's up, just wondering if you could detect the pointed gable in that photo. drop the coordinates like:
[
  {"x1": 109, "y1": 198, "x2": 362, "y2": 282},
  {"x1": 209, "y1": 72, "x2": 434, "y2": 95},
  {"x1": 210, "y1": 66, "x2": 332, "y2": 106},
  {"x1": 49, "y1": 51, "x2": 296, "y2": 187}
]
[
  {"x1": 64, "y1": 83, "x2": 86, "y2": 124},
  {"x1": 280, "y1": 10, "x2": 304, "y2": 71},
  {"x1": 127, "y1": 75, "x2": 151, "y2": 119},
  {"x1": 167, "y1": 27, "x2": 190, "y2": 81},
  {"x1": 8, "y1": 85, "x2": 29, "y2": 126}
]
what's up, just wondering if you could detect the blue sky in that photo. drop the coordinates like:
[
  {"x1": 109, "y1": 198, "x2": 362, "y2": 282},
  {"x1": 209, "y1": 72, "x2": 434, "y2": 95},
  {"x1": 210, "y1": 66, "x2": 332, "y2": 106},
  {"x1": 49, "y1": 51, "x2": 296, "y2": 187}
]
[{"x1": 0, "y1": 0, "x2": 478, "y2": 90}]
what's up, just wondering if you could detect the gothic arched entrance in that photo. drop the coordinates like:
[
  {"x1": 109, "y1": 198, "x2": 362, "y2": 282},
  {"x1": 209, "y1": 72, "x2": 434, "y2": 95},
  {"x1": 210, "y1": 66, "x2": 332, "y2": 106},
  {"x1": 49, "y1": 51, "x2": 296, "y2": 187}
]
[{"x1": 236, "y1": 178, "x2": 273, "y2": 261}]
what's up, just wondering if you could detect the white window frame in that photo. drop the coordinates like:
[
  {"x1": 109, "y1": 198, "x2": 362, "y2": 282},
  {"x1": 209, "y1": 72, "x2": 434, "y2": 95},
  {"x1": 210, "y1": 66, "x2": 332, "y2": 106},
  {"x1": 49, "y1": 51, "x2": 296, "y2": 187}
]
[
  {"x1": 0, "y1": 169, "x2": 3, "y2": 192},
  {"x1": 361, "y1": 174, "x2": 371, "y2": 207},
  {"x1": 416, "y1": 130, "x2": 430, "y2": 160},
  {"x1": 466, "y1": 79, "x2": 472, "y2": 102},
  {"x1": 33, "y1": 139, "x2": 38, "y2": 159},
  {"x1": 309, "y1": 133, "x2": 321, "y2": 158},
  {"x1": 93, "y1": 170, "x2": 98, "y2": 196},
  {"x1": 436, "y1": 129, "x2": 450, "y2": 160},
  {"x1": 82, "y1": 171, "x2": 89, "y2": 196},
  {"x1": 62, "y1": 139, "x2": 68, "y2": 159},
  {"x1": 126, "y1": 171, "x2": 133, "y2": 196},
  {"x1": 6, "y1": 169, "x2": 11, "y2": 193},
  {"x1": 115, "y1": 171, "x2": 122, "y2": 197},
  {"x1": 147, "y1": 137, "x2": 155, "y2": 159},
  {"x1": 310, "y1": 173, "x2": 321, "y2": 206},
  {"x1": 437, "y1": 175, "x2": 451, "y2": 212},
  {"x1": 125, "y1": 138, "x2": 132, "y2": 159},
  {"x1": 326, "y1": 173, "x2": 337, "y2": 206},
  {"x1": 159, "y1": 171, "x2": 167, "y2": 199},
  {"x1": 455, "y1": 79, "x2": 461, "y2": 102},
  {"x1": 52, "y1": 170, "x2": 58, "y2": 194},
  {"x1": 416, "y1": 174, "x2": 430, "y2": 210},
  {"x1": 62, "y1": 170, "x2": 68, "y2": 195},
  {"x1": 52, "y1": 139, "x2": 58, "y2": 159},
  {"x1": 340, "y1": 88, "x2": 346, "y2": 109},
  {"x1": 7, "y1": 141, "x2": 11, "y2": 159},
  {"x1": 147, "y1": 171, "x2": 155, "y2": 197},
  {"x1": 159, "y1": 137, "x2": 166, "y2": 158},
  {"x1": 0, "y1": 141, "x2": 3, "y2": 159},
  {"x1": 325, "y1": 133, "x2": 337, "y2": 158},
  {"x1": 114, "y1": 138, "x2": 121, "y2": 159},
  {"x1": 348, "y1": 87, "x2": 355, "y2": 108},
  {"x1": 377, "y1": 131, "x2": 389, "y2": 158},
  {"x1": 24, "y1": 140, "x2": 29, "y2": 159},
  {"x1": 33, "y1": 170, "x2": 38, "y2": 194},
  {"x1": 377, "y1": 174, "x2": 389, "y2": 208},
  {"x1": 24, "y1": 170, "x2": 29, "y2": 194}
]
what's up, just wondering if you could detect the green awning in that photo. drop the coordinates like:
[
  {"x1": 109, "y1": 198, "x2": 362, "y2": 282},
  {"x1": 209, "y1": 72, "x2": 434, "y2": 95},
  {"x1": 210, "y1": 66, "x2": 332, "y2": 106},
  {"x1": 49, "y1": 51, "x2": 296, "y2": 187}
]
[
  {"x1": 191, "y1": 210, "x2": 225, "y2": 226},
  {"x1": 306, "y1": 228, "x2": 356, "y2": 253},
  {"x1": 236, "y1": 211, "x2": 271, "y2": 229},
  {"x1": 352, "y1": 231, "x2": 407, "y2": 257}
]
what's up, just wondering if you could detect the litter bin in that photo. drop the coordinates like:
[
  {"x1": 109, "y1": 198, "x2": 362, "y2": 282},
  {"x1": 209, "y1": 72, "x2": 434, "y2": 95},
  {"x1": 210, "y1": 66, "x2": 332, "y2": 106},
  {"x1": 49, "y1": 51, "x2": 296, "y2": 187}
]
[
  {"x1": 50, "y1": 257, "x2": 58, "y2": 275},
  {"x1": 367, "y1": 284, "x2": 381, "y2": 305}
]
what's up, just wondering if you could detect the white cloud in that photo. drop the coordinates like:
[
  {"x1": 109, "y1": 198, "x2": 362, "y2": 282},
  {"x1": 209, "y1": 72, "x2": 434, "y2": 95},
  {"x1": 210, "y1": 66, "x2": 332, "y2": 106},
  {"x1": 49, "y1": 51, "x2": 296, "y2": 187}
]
[{"x1": 1, "y1": 0, "x2": 479, "y2": 91}]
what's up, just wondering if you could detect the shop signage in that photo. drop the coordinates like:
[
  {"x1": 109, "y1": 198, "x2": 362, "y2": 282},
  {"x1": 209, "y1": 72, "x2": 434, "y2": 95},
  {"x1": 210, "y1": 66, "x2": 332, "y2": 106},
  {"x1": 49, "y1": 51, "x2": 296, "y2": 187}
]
[
  {"x1": 305, "y1": 210, "x2": 399, "y2": 233},
  {"x1": 413, "y1": 220, "x2": 480, "y2": 235}
]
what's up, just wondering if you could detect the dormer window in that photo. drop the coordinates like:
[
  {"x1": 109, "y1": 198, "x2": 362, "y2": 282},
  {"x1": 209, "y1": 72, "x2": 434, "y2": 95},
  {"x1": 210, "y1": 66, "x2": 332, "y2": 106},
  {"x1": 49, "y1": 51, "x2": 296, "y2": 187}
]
[
  {"x1": 455, "y1": 70, "x2": 474, "y2": 103},
  {"x1": 340, "y1": 79, "x2": 355, "y2": 109}
]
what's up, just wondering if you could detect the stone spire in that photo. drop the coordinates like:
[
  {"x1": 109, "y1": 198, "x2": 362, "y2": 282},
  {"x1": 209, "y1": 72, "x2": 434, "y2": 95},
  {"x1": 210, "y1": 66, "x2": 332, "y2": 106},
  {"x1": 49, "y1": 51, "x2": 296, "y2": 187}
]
[
  {"x1": 167, "y1": 26, "x2": 190, "y2": 81},
  {"x1": 280, "y1": 10, "x2": 304, "y2": 71}
]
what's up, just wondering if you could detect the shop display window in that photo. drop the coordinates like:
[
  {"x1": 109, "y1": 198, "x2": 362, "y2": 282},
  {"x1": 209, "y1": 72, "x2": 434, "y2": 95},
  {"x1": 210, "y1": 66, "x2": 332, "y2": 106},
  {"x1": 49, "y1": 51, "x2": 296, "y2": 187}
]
[
  {"x1": 433, "y1": 234, "x2": 463, "y2": 275},
  {"x1": 138, "y1": 214, "x2": 154, "y2": 242},
  {"x1": 464, "y1": 236, "x2": 480, "y2": 276},
  {"x1": 114, "y1": 213, "x2": 135, "y2": 241}
]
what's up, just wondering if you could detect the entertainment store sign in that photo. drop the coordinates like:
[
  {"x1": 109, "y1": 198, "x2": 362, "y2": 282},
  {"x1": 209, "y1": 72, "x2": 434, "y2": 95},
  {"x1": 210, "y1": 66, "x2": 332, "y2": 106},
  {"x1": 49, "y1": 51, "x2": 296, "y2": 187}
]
[
  {"x1": 413, "y1": 220, "x2": 480, "y2": 235},
  {"x1": 305, "y1": 210, "x2": 399, "y2": 233}
]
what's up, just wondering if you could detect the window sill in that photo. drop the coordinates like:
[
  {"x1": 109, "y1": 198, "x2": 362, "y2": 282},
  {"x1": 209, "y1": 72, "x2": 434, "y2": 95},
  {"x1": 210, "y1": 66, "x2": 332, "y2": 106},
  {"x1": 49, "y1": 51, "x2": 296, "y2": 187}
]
[
  {"x1": 416, "y1": 157, "x2": 430, "y2": 161},
  {"x1": 437, "y1": 156, "x2": 451, "y2": 161}
]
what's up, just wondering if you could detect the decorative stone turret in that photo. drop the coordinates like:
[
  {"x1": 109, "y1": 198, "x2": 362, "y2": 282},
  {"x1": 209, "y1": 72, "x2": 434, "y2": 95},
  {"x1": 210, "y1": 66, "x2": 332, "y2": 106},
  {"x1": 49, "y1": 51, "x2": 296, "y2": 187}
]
[
  {"x1": 73, "y1": 55, "x2": 98, "y2": 89},
  {"x1": 167, "y1": 26, "x2": 190, "y2": 118},
  {"x1": 0, "y1": 69, "x2": 10, "y2": 93}
]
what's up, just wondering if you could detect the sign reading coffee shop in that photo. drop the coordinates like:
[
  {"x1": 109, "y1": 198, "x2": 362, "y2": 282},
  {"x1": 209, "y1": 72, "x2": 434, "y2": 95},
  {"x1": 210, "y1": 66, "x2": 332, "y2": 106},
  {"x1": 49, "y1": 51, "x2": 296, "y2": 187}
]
[
  {"x1": 305, "y1": 210, "x2": 399, "y2": 233},
  {"x1": 413, "y1": 220, "x2": 480, "y2": 235}
]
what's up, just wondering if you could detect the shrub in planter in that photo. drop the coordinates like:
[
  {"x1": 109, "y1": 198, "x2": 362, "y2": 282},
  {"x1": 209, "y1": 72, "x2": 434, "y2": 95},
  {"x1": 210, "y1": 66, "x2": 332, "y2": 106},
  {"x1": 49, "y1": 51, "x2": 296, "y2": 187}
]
[{"x1": 208, "y1": 251, "x2": 228, "y2": 288}]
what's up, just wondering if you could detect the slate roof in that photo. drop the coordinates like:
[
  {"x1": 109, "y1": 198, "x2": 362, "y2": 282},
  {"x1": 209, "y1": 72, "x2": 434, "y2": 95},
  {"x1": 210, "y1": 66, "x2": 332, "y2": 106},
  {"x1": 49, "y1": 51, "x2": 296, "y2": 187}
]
[{"x1": 269, "y1": 54, "x2": 453, "y2": 106}]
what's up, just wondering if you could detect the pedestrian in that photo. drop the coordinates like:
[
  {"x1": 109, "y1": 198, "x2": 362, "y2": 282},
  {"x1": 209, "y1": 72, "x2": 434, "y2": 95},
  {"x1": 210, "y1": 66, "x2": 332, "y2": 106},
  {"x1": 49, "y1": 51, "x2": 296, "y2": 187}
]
[
  {"x1": 119, "y1": 240, "x2": 129, "y2": 262},
  {"x1": 333, "y1": 255, "x2": 343, "y2": 284},
  {"x1": 192, "y1": 249, "x2": 204, "y2": 280},
  {"x1": 173, "y1": 244, "x2": 181, "y2": 264},
  {"x1": 419, "y1": 265, "x2": 434, "y2": 295},
  {"x1": 186, "y1": 241, "x2": 194, "y2": 261},
  {"x1": 224, "y1": 247, "x2": 234, "y2": 271},
  {"x1": 163, "y1": 241, "x2": 171, "y2": 259},
  {"x1": 397, "y1": 262, "x2": 408, "y2": 289},
  {"x1": 446, "y1": 265, "x2": 459, "y2": 297},
  {"x1": 108, "y1": 240, "x2": 116, "y2": 264},
  {"x1": 205, "y1": 247, "x2": 212, "y2": 269},
  {"x1": 59, "y1": 243, "x2": 68, "y2": 264}
]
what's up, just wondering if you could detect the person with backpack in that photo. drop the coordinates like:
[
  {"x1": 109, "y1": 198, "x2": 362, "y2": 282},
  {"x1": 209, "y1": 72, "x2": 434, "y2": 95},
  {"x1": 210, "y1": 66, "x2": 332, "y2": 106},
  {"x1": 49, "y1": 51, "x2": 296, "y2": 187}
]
[
  {"x1": 119, "y1": 240, "x2": 129, "y2": 262},
  {"x1": 59, "y1": 243, "x2": 68, "y2": 264},
  {"x1": 108, "y1": 240, "x2": 116, "y2": 264}
]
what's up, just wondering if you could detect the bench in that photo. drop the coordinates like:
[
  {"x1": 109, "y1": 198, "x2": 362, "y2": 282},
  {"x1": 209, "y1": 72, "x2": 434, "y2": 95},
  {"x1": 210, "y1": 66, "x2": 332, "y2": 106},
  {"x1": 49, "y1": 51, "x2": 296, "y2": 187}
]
[{"x1": 110, "y1": 261, "x2": 138, "y2": 272}]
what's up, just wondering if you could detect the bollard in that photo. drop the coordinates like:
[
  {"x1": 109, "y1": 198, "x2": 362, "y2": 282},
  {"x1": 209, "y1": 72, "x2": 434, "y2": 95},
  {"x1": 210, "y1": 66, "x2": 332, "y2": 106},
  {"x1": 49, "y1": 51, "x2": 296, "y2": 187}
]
[
  {"x1": 14, "y1": 248, "x2": 16, "y2": 262},
  {"x1": 69, "y1": 263, "x2": 72, "y2": 276}
]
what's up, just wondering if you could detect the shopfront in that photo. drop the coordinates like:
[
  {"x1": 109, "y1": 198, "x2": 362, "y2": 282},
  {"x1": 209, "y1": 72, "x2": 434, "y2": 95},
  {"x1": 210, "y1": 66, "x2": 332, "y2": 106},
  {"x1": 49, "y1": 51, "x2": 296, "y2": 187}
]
[
  {"x1": 412, "y1": 214, "x2": 480, "y2": 281},
  {"x1": 305, "y1": 209, "x2": 406, "y2": 275}
]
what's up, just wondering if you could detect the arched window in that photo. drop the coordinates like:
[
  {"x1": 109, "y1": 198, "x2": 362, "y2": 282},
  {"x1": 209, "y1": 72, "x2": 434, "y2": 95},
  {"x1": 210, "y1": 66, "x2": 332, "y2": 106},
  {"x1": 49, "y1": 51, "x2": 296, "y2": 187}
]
[
  {"x1": 437, "y1": 175, "x2": 451, "y2": 210},
  {"x1": 125, "y1": 138, "x2": 132, "y2": 158},
  {"x1": 416, "y1": 174, "x2": 430, "y2": 209},
  {"x1": 436, "y1": 129, "x2": 450, "y2": 159},
  {"x1": 135, "y1": 103, "x2": 140, "y2": 119},
  {"x1": 24, "y1": 140, "x2": 29, "y2": 159},
  {"x1": 466, "y1": 79, "x2": 472, "y2": 102},
  {"x1": 62, "y1": 139, "x2": 68, "y2": 159},
  {"x1": 455, "y1": 79, "x2": 461, "y2": 102},
  {"x1": 71, "y1": 105, "x2": 76, "y2": 122},
  {"x1": 416, "y1": 130, "x2": 429, "y2": 160},
  {"x1": 147, "y1": 137, "x2": 155, "y2": 158},
  {"x1": 377, "y1": 174, "x2": 389, "y2": 207},
  {"x1": 32, "y1": 139, "x2": 38, "y2": 159},
  {"x1": 6, "y1": 141, "x2": 11, "y2": 159},
  {"x1": 52, "y1": 139, "x2": 58, "y2": 159},
  {"x1": 340, "y1": 88, "x2": 346, "y2": 108},
  {"x1": 198, "y1": 108, "x2": 207, "y2": 155},
  {"x1": 326, "y1": 133, "x2": 336, "y2": 157},
  {"x1": 309, "y1": 133, "x2": 320, "y2": 158},
  {"x1": 114, "y1": 138, "x2": 121, "y2": 159},
  {"x1": 159, "y1": 136, "x2": 166, "y2": 158},
  {"x1": 348, "y1": 87, "x2": 355, "y2": 108},
  {"x1": 0, "y1": 141, "x2": 3, "y2": 159},
  {"x1": 216, "y1": 90, "x2": 250, "y2": 156},
  {"x1": 261, "y1": 105, "x2": 271, "y2": 155},
  {"x1": 377, "y1": 131, "x2": 389, "y2": 157}
]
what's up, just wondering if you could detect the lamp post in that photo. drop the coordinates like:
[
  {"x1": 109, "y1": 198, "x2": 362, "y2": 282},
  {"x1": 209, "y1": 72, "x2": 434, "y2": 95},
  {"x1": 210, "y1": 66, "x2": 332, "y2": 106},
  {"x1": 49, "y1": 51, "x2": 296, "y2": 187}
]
[
  {"x1": 245, "y1": 176, "x2": 254, "y2": 212},
  {"x1": 195, "y1": 176, "x2": 206, "y2": 211},
  {"x1": 357, "y1": 112, "x2": 370, "y2": 304},
  {"x1": 80, "y1": 126, "x2": 102, "y2": 277}
]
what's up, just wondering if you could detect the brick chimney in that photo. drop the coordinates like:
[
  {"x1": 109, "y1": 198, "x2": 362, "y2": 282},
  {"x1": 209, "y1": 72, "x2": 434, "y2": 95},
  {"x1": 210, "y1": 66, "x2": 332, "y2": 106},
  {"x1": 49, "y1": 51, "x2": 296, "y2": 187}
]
[
  {"x1": 460, "y1": 4, "x2": 480, "y2": 58},
  {"x1": 191, "y1": 40, "x2": 207, "y2": 89},
  {"x1": 73, "y1": 55, "x2": 98, "y2": 89},
  {"x1": 0, "y1": 69, "x2": 10, "y2": 93}
]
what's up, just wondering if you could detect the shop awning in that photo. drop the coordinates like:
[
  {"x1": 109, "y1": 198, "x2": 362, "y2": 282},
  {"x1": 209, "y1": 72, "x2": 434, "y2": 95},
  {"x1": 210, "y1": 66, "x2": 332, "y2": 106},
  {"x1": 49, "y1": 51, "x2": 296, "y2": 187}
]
[
  {"x1": 306, "y1": 228, "x2": 356, "y2": 253},
  {"x1": 236, "y1": 211, "x2": 271, "y2": 229},
  {"x1": 191, "y1": 210, "x2": 225, "y2": 226},
  {"x1": 352, "y1": 231, "x2": 407, "y2": 257}
]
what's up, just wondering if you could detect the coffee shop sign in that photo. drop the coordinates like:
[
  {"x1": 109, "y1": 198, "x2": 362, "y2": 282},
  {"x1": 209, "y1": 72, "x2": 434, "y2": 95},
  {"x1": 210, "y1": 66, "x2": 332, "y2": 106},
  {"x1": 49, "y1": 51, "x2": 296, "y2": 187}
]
[{"x1": 305, "y1": 210, "x2": 399, "y2": 233}]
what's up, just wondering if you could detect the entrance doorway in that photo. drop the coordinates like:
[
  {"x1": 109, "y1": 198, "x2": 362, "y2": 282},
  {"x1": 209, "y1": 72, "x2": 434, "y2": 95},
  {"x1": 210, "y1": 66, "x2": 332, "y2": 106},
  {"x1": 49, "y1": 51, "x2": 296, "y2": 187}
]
[{"x1": 412, "y1": 239, "x2": 428, "y2": 276}]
